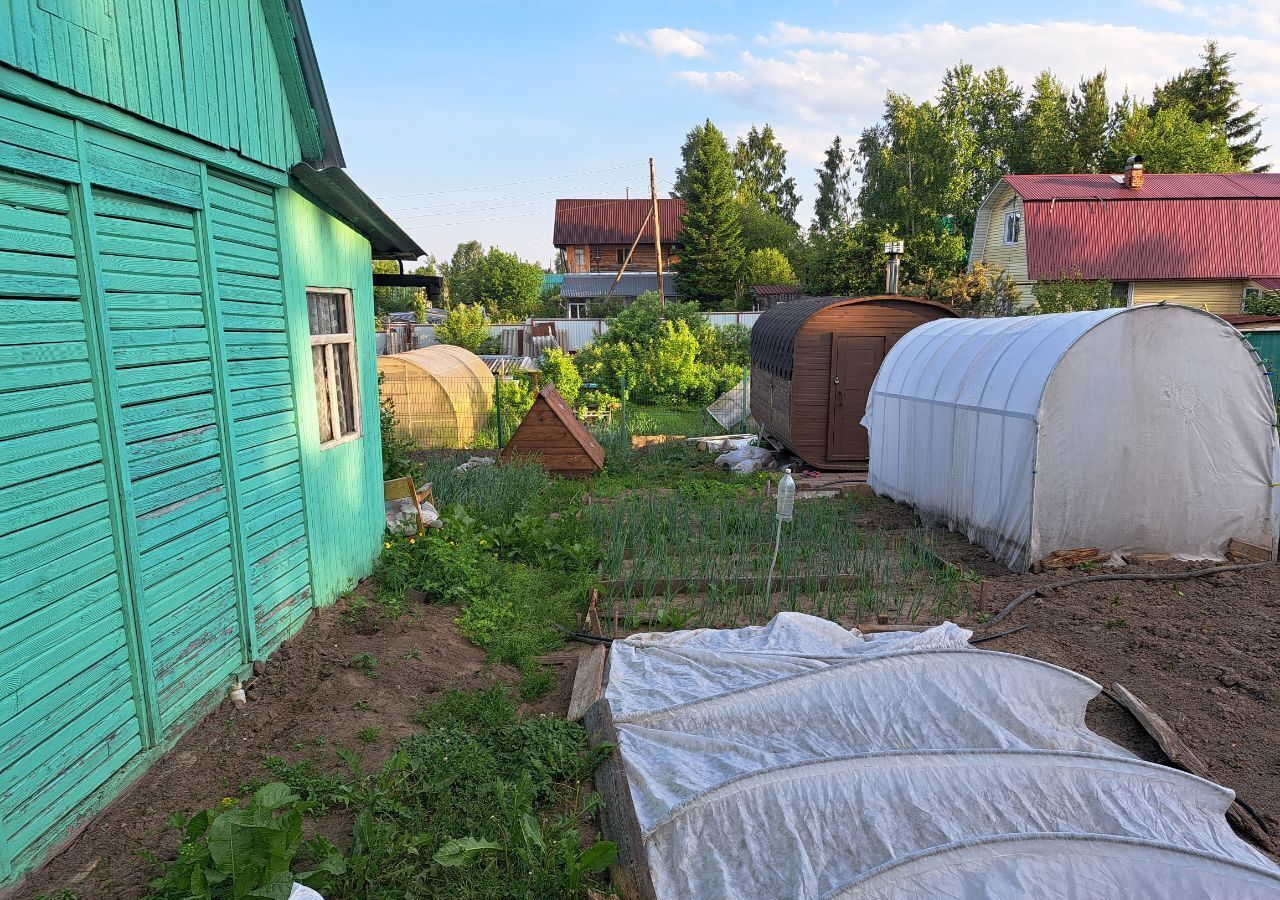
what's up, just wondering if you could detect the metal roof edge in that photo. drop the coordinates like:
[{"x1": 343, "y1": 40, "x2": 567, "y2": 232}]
[
  {"x1": 290, "y1": 164, "x2": 424, "y2": 259},
  {"x1": 264, "y1": 0, "x2": 345, "y2": 169}
]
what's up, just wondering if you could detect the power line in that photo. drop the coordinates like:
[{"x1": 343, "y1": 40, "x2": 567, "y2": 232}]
[
  {"x1": 374, "y1": 163, "x2": 648, "y2": 201},
  {"x1": 384, "y1": 176, "x2": 651, "y2": 214},
  {"x1": 397, "y1": 196, "x2": 662, "y2": 228},
  {"x1": 389, "y1": 184, "x2": 651, "y2": 221}
]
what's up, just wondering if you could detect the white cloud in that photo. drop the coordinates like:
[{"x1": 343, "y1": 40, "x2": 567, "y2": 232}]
[
  {"x1": 616, "y1": 28, "x2": 734, "y2": 59},
  {"x1": 672, "y1": 19, "x2": 1278, "y2": 169}
]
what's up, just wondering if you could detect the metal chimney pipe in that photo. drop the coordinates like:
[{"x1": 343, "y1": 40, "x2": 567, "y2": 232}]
[{"x1": 884, "y1": 240, "x2": 904, "y2": 294}]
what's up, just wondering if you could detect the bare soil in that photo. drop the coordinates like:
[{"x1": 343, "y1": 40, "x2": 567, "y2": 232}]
[
  {"x1": 11, "y1": 586, "x2": 581, "y2": 900},
  {"x1": 14, "y1": 492, "x2": 1279, "y2": 896}
]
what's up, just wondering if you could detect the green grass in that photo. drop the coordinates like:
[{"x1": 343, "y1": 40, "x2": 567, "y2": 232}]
[{"x1": 624, "y1": 404, "x2": 722, "y2": 436}]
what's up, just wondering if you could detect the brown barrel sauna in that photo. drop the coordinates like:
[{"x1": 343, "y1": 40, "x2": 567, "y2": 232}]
[{"x1": 750, "y1": 295, "x2": 958, "y2": 470}]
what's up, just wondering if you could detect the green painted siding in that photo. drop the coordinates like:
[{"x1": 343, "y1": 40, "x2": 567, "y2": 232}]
[
  {"x1": 0, "y1": 168, "x2": 146, "y2": 886},
  {"x1": 1243, "y1": 331, "x2": 1280, "y2": 403},
  {"x1": 1, "y1": 0, "x2": 303, "y2": 170},
  {"x1": 277, "y1": 187, "x2": 384, "y2": 603},
  {"x1": 208, "y1": 171, "x2": 315, "y2": 654},
  {"x1": 0, "y1": 88, "x2": 379, "y2": 883}
]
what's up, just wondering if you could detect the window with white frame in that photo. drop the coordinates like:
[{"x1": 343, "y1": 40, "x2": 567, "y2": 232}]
[
  {"x1": 573, "y1": 247, "x2": 585, "y2": 268},
  {"x1": 567, "y1": 301, "x2": 588, "y2": 319},
  {"x1": 307, "y1": 289, "x2": 360, "y2": 447},
  {"x1": 1003, "y1": 211, "x2": 1021, "y2": 244}
]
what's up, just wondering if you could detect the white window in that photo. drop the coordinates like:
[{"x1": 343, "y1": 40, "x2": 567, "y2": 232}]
[
  {"x1": 307, "y1": 289, "x2": 361, "y2": 447},
  {"x1": 573, "y1": 247, "x2": 585, "y2": 268},
  {"x1": 1003, "y1": 211, "x2": 1021, "y2": 244},
  {"x1": 567, "y1": 301, "x2": 588, "y2": 319}
]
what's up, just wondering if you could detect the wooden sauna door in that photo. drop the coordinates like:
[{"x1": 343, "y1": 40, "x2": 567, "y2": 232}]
[{"x1": 827, "y1": 334, "x2": 885, "y2": 460}]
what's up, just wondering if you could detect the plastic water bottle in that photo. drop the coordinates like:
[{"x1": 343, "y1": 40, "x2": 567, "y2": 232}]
[{"x1": 776, "y1": 468, "x2": 795, "y2": 522}]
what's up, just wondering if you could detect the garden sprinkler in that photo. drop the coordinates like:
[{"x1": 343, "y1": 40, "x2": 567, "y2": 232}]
[{"x1": 765, "y1": 468, "x2": 796, "y2": 600}]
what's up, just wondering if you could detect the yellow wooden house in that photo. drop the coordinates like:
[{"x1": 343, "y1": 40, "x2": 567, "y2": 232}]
[{"x1": 969, "y1": 166, "x2": 1280, "y2": 314}]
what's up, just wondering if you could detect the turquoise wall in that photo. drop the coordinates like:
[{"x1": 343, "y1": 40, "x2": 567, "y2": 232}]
[
  {"x1": 277, "y1": 188, "x2": 384, "y2": 603},
  {"x1": 0, "y1": 61, "x2": 380, "y2": 889},
  {"x1": 0, "y1": 0, "x2": 306, "y2": 170}
]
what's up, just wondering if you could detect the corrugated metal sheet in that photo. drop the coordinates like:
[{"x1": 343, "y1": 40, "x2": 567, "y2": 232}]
[
  {"x1": 1005, "y1": 172, "x2": 1280, "y2": 201},
  {"x1": 561, "y1": 272, "x2": 678, "y2": 298},
  {"x1": 553, "y1": 198, "x2": 685, "y2": 245},
  {"x1": 1251, "y1": 278, "x2": 1280, "y2": 290},
  {"x1": 1024, "y1": 197, "x2": 1280, "y2": 281}
]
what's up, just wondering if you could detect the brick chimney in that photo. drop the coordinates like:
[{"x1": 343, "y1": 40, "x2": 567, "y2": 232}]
[{"x1": 1124, "y1": 155, "x2": 1144, "y2": 190}]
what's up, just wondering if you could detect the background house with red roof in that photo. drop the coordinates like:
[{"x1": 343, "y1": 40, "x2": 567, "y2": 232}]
[
  {"x1": 970, "y1": 167, "x2": 1280, "y2": 315},
  {"x1": 553, "y1": 198, "x2": 684, "y2": 274}
]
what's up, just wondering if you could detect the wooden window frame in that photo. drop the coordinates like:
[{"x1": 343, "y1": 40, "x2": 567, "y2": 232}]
[
  {"x1": 574, "y1": 247, "x2": 585, "y2": 269},
  {"x1": 308, "y1": 287, "x2": 362, "y2": 450},
  {"x1": 1002, "y1": 211, "x2": 1021, "y2": 245}
]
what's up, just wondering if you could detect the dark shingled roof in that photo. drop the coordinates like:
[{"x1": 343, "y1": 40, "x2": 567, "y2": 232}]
[{"x1": 750, "y1": 295, "x2": 959, "y2": 379}]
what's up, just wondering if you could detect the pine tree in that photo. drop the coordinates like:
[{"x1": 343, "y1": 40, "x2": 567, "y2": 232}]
[
  {"x1": 1154, "y1": 41, "x2": 1266, "y2": 171},
  {"x1": 1011, "y1": 71, "x2": 1072, "y2": 174},
  {"x1": 674, "y1": 120, "x2": 745, "y2": 307},
  {"x1": 1068, "y1": 71, "x2": 1110, "y2": 173},
  {"x1": 732, "y1": 124, "x2": 801, "y2": 224},
  {"x1": 811, "y1": 135, "x2": 853, "y2": 235}
]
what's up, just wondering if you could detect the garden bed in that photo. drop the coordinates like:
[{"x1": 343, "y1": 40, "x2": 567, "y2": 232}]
[{"x1": 18, "y1": 438, "x2": 1280, "y2": 897}]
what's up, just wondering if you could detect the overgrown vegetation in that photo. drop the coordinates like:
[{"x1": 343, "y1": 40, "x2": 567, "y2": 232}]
[
  {"x1": 378, "y1": 374, "x2": 420, "y2": 481},
  {"x1": 146, "y1": 785, "x2": 345, "y2": 899},
  {"x1": 1244, "y1": 290, "x2": 1280, "y2": 317},
  {"x1": 1031, "y1": 273, "x2": 1119, "y2": 314},
  {"x1": 208, "y1": 690, "x2": 614, "y2": 900}
]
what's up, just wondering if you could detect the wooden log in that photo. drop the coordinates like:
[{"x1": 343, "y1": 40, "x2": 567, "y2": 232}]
[
  {"x1": 1035, "y1": 547, "x2": 1107, "y2": 571},
  {"x1": 568, "y1": 644, "x2": 607, "y2": 721},
  {"x1": 584, "y1": 698, "x2": 659, "y2": 900},
  {"x1": 1110, "y1": 682, "x2": 1273, "y2": 853}
]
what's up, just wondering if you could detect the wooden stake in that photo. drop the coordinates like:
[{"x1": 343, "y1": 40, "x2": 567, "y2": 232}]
[
  {"x1": 650, "y1": 157, "x2": 665, "y2": 310},
  {"x1": 606, "y1": 207, "x2": 653, "y2": 298}
]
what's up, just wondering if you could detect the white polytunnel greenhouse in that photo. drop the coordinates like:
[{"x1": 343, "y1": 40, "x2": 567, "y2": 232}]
[
  {"x1": 861, "y1": 304, "x2": 1280, "y2": 572},
  {"x1": 593, "y1": 613, "x2": 1280, "y2": 899}
]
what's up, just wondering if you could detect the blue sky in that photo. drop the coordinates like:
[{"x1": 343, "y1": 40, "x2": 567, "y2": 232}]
[{"x1": 305, "y1": 1, "x2": 1278, "y2": 266}]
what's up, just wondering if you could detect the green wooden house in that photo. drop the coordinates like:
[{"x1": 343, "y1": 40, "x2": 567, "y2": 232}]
[{"x1": 0, "y1": 0, "x2": 422, "y2": 885}]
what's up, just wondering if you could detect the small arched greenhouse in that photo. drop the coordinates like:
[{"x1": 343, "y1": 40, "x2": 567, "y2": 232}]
[
  {"x1": 376, "y1": 344, "x2": 495, "y2": 449},
  {"x1": 862, "y1": 304, "x2": 1279, "y2": 572}
]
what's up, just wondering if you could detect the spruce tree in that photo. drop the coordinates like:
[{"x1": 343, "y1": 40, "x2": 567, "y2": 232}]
[
  {"x1": 811, "y1": 135, "x2": 853, "y2": 235},
  {"x1": 733, "y1": 124, "x2": 801, "y2": 225},
  {"x1": 674, "y1": 120, "x2": 745, "y2": 307},
  {"x1": 1068, "y1": 71, "x2": 1110, "y2": 173},
  {"x1": 1011, "y1": 71, "x2": 1072, "y2": 174},
  {"x1": 1154, "y1": 40, "x2": 1266, "y2": 171}
]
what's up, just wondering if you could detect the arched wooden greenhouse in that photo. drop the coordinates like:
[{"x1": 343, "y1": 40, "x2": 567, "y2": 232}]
[
  {"x1": 750, "y1": 296, "x2": 958, "y2": 469},
  {"x1": 377, "y1": 345, "x2": 495, "y2": 449}
]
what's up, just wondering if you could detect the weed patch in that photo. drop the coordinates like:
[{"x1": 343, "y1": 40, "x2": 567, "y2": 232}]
[{"x1": 332, "y1": 687, "x2": 612, "y2": 899}]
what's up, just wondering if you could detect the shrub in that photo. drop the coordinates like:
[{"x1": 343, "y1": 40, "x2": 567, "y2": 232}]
[
  {"x1": 538, "y1": 347, "x2": 581, "y2": 405},
  {"x1": 1243, "y1": 290, "x2": 1280, "y2": 316},
  {"x1": 436, "y1": 304, "x2": 490, "y2": 353},
  {"x1": 379, "y1": 373, "x2": 420, "y2": 480},
  {"x1": 574, "y1": 294, "x2": 738, "y2": 406},
  {"x1": 1032, "y1": 273, "x2": 1118, "y2": 314}
]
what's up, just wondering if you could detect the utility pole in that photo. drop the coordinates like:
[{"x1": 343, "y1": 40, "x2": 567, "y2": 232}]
[{"x1": 650, "y1": 157, "x2": 665, "y2": 309}]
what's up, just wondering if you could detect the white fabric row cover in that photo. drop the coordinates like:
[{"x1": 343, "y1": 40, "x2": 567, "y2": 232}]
[
  {"x1": 860, "y1": 305, "x2": 1280, "y2": 572},
  {"x1": 603, "y1": 613, "x2": 1280, "y2": 899}
]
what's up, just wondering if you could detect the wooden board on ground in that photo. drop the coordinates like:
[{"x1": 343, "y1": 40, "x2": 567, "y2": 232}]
[
  {"x1": 1226, "y1": 538, "x2": 1272, "y2": 564},
  {"x1": 1111, "y1": 682, "x2": 1273, "y2": 853},
  {"x1": 568, "y1": 644, "x2": 607, "y2": 721},
  {"x1": 584, "y1": 698, "x2": 659, "y2": 900},
  {"x1": 1033, "y1": 547, "x2": 1108, "y2": 571}
]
